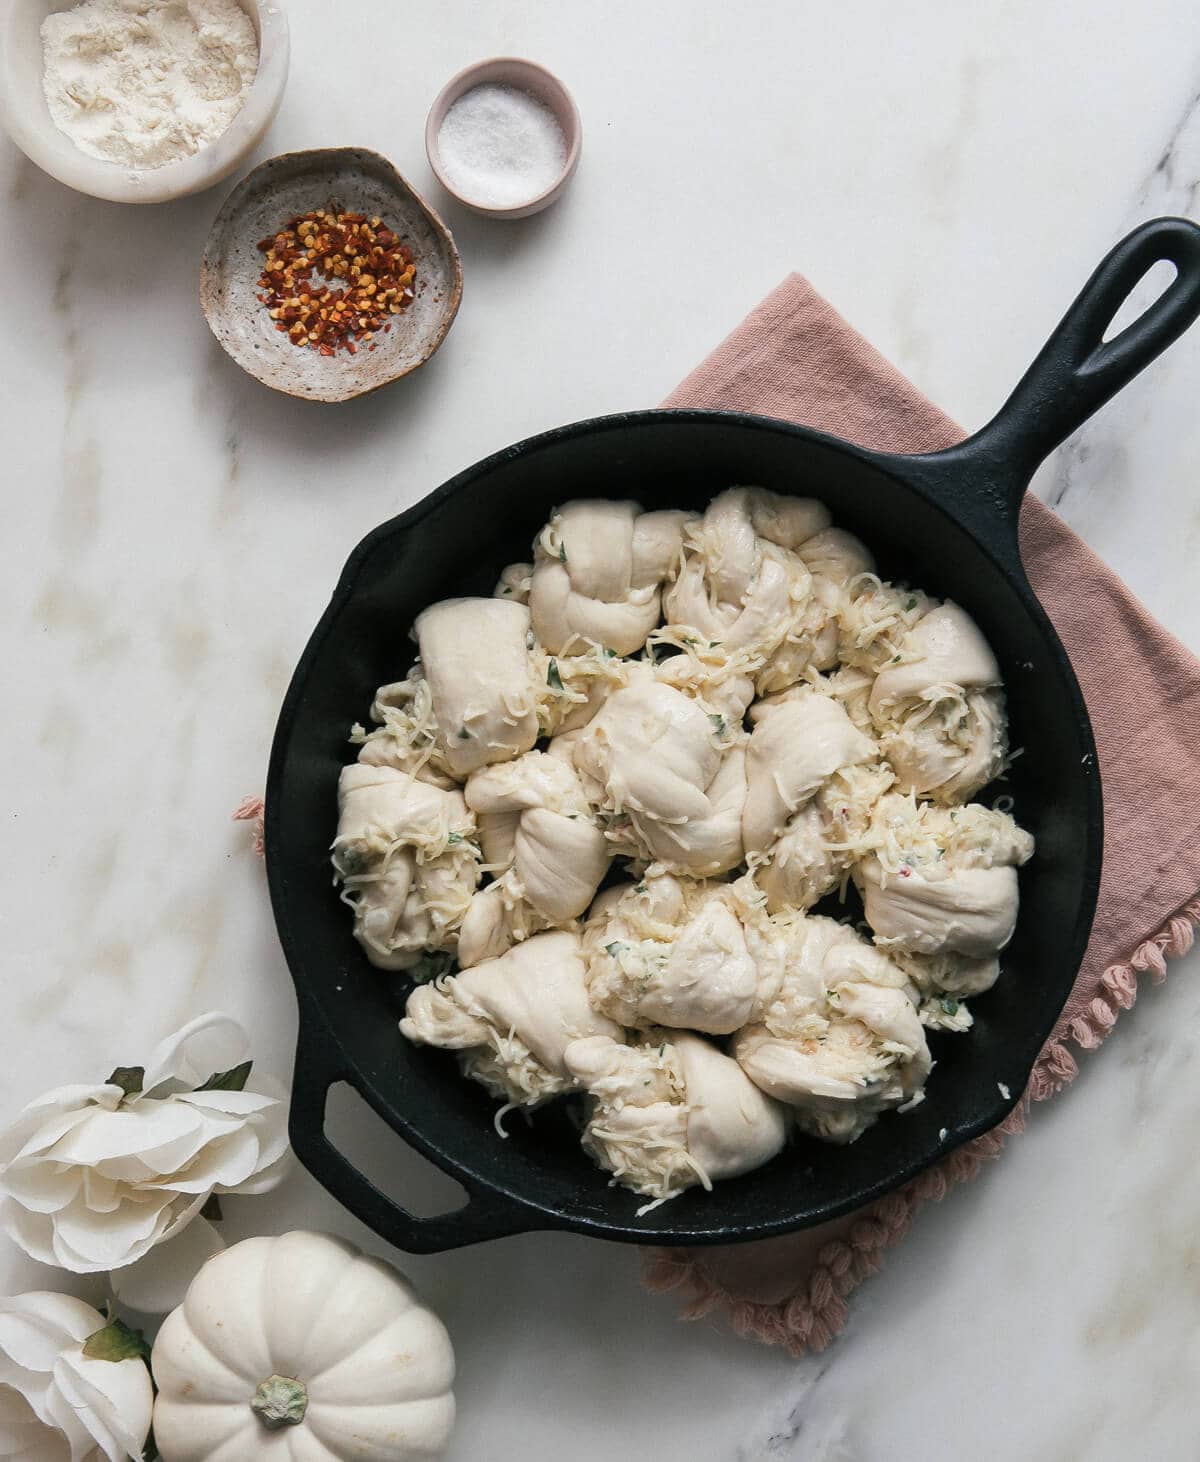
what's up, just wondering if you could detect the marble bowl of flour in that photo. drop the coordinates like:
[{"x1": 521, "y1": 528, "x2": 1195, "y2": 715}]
[{"x1": 0, "y1": 0, "x2": 289, "y2": 203}]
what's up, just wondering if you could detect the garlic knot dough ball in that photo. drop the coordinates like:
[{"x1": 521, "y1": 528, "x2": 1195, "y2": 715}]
[
  {"x1": 333, "y1": 764, "x2": 479, "y2": 971},
  {"x1": 582, "y1": 874, "x2": 786, "y2": 1035},
  {"x1": 572, "y1": 664, "x2": 747, "y2": 875},
  {"x1": 521, "y1": 499, "x2": 692, "y2": 656},
  {"x1": 565, "y1": 1030, "x2": 788, "y2": 1201},
  {"x1": 663, "y1": 488, "x2": 820, "y2": 669},
  {"x1": 867, "y1": 602, "x2": 1008, "y2": 804},
  {"x1": 457, "y1": 750, "x2": 611, "y2": 968},
  {"x1": 741, "y1": 687, "x2": 894, "y2": 913},
  {"x1": 415, "y1": 597, "x2": 540, "y2": 778},
  {"x1": 400, "y1": 930, "x2": 620, "y2": 1106},
  {"x1": 853, "y1": 795, "x2": 1034, "y2": 958},
  {"x1": 733, "y1": 915, "x2": 931, "y2": 1144}
]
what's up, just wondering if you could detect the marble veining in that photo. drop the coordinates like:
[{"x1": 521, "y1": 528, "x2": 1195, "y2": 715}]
[{"x1": 1, "y1": 4, "x2": 1199, "y2": 1460}]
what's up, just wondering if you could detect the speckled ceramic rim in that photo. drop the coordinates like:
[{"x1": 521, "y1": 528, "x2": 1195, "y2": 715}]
[
  {"x1": 425, "y1": 56, "x2": 582, "y2": 220},
  {"x1": 0, "y1": 0, "x2": 290, "y2": 205}
]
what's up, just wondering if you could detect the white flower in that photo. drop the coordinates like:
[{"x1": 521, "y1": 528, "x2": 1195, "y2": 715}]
[
  {"x1": 0, "y1": 1013, "x2": 290, "y2": 1274},
  {"x1": 109, "y1": 1216, "x2": 225, "y2": 1317},
  {"x1": 0, "y1": 1291, "x2": 153, "y2": 1462}
]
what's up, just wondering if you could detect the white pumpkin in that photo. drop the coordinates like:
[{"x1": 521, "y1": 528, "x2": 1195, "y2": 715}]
[{"x1": 152, "y1": 1231, "x2": 455, "y2": 1462}]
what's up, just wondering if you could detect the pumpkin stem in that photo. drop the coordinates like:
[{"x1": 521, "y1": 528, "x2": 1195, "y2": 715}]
[{"x1": 251, "y1": 1374, "x2": 308, "y2": 1429}]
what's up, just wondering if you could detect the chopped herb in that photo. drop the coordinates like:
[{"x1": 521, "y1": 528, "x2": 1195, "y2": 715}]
[
  {"x1": 558, "y1": 543, "x2": 567, "y2": 564},
  {"x1": 447, "y1": 831, "x2": 463, "y2": 845},
  {"x1": 939, "y1": 996, "x2": 959, "y2": 1016},
  {"x1": 546, "y1": 659, "x2": 564, "y2": 691},
  {"x1": 458, "y1": 726, "x2": 472, "y2": 740},
  {"x1": 604, "y1": 941, "x2": 627, "y2": 958},
  {"x1": 634, "y1": 882, "x2": 647, "y2": 894},
  {"x1": 891, "y1": 654, "x2": 901, "y2": 663},
  {"x1": 682, "y1": 636, "x2": 697, "y2": 646},
  {"x1": 602, "y1": 647, "x2": 617, "y2": 659},
  {"x1": 708, "y1": 713, "x2": 727, "y2": 736},
  {"x1": 502, "y1": 585, "x2": 513, "y2": 595},
  {"x1": 709, "y1": 640, "x2": 722, "y2": 648},
  {"x1": 905, "y1": 595, "x2": 917, "y2": 611}
]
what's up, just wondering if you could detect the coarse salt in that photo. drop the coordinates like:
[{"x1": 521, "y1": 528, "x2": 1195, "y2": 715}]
[{"x1": 436, "y1": 82, "x2": 567, "y2": 210}]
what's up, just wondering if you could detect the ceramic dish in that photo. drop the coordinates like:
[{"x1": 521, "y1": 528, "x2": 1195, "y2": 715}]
[
  {"x1": 200, "y1": 147, "x2": 462, "y2": 404},
  {"x1": 266, "y1": 219, "x2": 1200, "y2": 1253},
  {"x1": 0, "y1": 0, "x2": 289, "y2": 205},
  {"x1": 425, "y1": 57, "x2": 581, "y2": 219}
]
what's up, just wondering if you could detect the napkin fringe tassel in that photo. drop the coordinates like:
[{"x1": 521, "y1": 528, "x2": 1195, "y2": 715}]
[
  {"x1": 642, "y1": 893, "x2": 1200, "y2": 1358},
  {"x1": 232, "y1": 795, "x2": 266, "y2": 856}
]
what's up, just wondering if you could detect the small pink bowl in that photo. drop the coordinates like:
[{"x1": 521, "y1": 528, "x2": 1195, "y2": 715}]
[{"x1": 425, "y1": 57, "x2": 581, "y2": 220}]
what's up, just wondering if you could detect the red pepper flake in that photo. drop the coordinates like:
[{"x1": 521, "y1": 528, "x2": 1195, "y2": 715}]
[{"x1": 256, "y1": 205, "x2": 415, "y2": 356}]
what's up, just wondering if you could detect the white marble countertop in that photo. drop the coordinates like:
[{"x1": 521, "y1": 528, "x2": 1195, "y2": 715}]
[{"x1": 3, "y1": 2, "x2": 1200, "y2": 1458}]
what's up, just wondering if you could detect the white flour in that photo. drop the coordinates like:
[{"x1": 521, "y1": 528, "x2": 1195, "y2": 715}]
[{"x1": 41, "y1": 0, "x2": 259, "y2": 170}]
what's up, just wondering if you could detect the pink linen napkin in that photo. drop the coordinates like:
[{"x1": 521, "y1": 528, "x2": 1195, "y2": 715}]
[{"x1": 641, "y1": 274, "x2": 1200, "y2": 1354}]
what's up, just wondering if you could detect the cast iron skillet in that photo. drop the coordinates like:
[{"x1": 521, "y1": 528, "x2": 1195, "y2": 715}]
[{"x1": 267, "y1": 217, "x2": 1200, "y2": 1253}]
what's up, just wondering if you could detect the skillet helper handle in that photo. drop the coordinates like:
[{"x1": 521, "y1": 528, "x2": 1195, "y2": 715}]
[
  {"x1": 288, "y1": 1016, "x2": 535, "y2": 1253},
  {"x1": 952, "y1": 215, "x2": 1200, "y2": 506}
]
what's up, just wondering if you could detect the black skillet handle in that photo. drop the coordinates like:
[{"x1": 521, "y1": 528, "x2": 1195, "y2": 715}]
[
  {"x1": 288, "y1": 1013, "x2": 537, "y2": 1253},
  {"x1": 914, "y1": 216, "x2": 1200, "y2": 549}
]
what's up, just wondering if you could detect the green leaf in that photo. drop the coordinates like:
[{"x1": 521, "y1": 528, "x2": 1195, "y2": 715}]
[
  {"x1": 106, "y1": 1066, "x2": 145, "y2": 1098},
  {"x1": 196, "y1": 1060, "x2": 252, "y2": 1093},
  {"x1": 708, "y1": 713, "x2": 726, "y2": 736},
  {"x1": 905, "y1": 595, "x2": 917, "y2": 611},
  {"x1": 604, "y1": 941, "x2": 627, "y2": 958},
  {"x1": 200, "y1": 1193, "x2": 224, "y2": 1221},
  {"x1": 558, "y1": 543, "x2": 567, "y2": 564},
  {"x1": 457, "y1": 726, "x2": 472, "y2": 740},
  {"x1": 602, "y1": 647, "x2": 617, "y2": 659},
  {"x1": 447, "y1": 831, "x2": 463, "y2": 845},
  {"x1": 83, "y1": 1319, "x2": 151, "y2": 1365},
  {"x1": 939, "y1": 996, "x2": 960, "y2": 1016},
  {"x1": 546, "y1": 659, "x2": 564, "y2": 692}
]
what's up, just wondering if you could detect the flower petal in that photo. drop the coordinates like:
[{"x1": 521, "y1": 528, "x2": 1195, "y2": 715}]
[
  {"x1": 51, "y1": 1194, "x2": 176, "y2": 1272},
  {"x1": 166, "y1": 1126, "x2": 262, "y2": 1193},
  {"x1": 0, "y1": 1384, "x2": 71, "y2": 1462},
  {"x1": 141, "y1": 1014, "x2": 251, "y2": 1096},
  {"x1": 54, "y1": 1345, "x2": 153, "y2": 1462},
  {"x1": 110, "y1": 1217, "x2": 225, "y2": 1316},
  {"x1": 176, "y1": 1089, "x2": 282, "y2": 1116},
  {"x1": 226, "y1": 1145, "x2": 293, "y2": 1197},
  {"x1": 0, "y1": 1162, "x2": 82, "y2": 1215},
  {"x1": 0, "y1": 1201, "x2": 59, "y2": 1268},
  {"x1": 47, "y1": 1104, "x2": 203, "y2": 1167}
]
